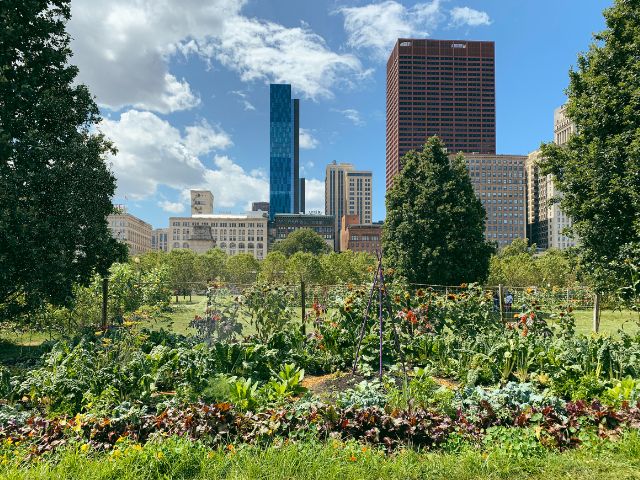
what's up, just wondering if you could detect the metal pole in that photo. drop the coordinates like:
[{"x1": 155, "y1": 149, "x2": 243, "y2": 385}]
[
  {"x1": 498, "y1": 284, "x2": 504, "y2": 322},
  {"x1": 301, "y1": 279, "x2": 306, "y2": 335},
  {"x1": 378, "y1": 278, "x2": 383, "y2": 380},
  {"x1": 593, "y1": 293, "x2": 600, "y2": 333},
  {"x1": 352, "y1": 265, "x2": 380, "y2": 374},
  {"x1": 101, "y1": 277, "x2": 108, "y2": 331}
]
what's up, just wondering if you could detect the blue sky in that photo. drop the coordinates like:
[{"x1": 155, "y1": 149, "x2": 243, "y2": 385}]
[{"x1": 66, "y1": 0, "x2": 611, "y2": 229}]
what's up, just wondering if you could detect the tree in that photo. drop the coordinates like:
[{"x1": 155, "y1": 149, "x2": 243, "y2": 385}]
[
  {"x1": 383, "y1": 137, "x2": 494, "y2": 285},
  {"x1": 272, "y1": 228, "x2": 331, "y2": 257},
  {"x1": 0, "y1": 0, "x2": 125, "y2": 318},
  {"x1": 285, "y1": 252, "x2": 323, "y2": 285},
  {"x1": 197, "y1": 248, "x2": 227, "y2": 282},
  {"x1": 540, "y1": 0, "x2": 640, "y2": 293},
  {"x1": 166, "y1": 250, "x2": 198, "y2": 301},
  {"x1": 487, "y1": 239, "x2": 538, "y2": 287},
  {"x1": 226, "y1": 254, "x2": 259, "y2": 285},
  {"x1": 258, "y1": 251, "x2": 287, "y2": 284}
]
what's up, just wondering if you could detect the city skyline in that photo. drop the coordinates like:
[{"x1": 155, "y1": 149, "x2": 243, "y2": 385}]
[{"x1": 68, "y1": 0, "x2": 611, "y2": 229}]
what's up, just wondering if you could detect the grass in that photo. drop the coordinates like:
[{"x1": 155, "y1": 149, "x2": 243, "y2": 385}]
[
  {"x1": 572, "y1": 309, "x2": 639, "y2": 336},
  {"x1": 2, "y1": 434, "x2": 640, "y2": 480}
]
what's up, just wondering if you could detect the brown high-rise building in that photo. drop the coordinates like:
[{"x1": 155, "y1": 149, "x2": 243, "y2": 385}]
[{"x1": 386, "y1": 39, "x2": 496, "y2": 189}]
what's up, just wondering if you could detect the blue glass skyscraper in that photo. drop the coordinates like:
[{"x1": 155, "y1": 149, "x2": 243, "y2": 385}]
[{"x1": 269, "y1": 84, "x2": 300, "y2": 220}]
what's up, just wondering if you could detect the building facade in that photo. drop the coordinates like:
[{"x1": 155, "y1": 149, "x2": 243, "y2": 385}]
[
  {"x1": 151, "y1": 228, "x2": 169, "y2": 252},
  {"x1": 168, "y1": 212, "x2": 268, "y2": 259},
  {"x1": 251, "y1": 202, "x2": 270, "y2": 214},
  {"x1": 340, "y1": 215, "x2": 382, "y2": 254},
  {"x1": 525, "y1": 106, "x2": 578, "y2": 250},
  {"x1": 269, "y1": 84, "x2": 303, "y2": 220},
  {"x1": 386, "y1": 39, "x2": 496, "y2": 189},
  {"x1": 272, "y1": 213, "x2": 335, "y2": 251},
  {"x1": 107, "y1": 208, "x2": 153, "y2": 256},
  {"x1": 325, "y1": 161, "x2": 372, "y2": 251},
  {"x1": 191, "y1": 190, "x2": 213, "y2": 215},
  {"x1": 458, "y1": 154, "x2": 527, "y2": 248}
]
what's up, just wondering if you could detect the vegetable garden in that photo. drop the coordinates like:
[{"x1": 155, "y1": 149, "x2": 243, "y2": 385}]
[{"x1": 1, "y1": 275, "x2": 640, "y2": 478}]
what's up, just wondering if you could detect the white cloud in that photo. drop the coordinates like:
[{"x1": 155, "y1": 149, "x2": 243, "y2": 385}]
[
  {"x1": 68, "y1": 0, "x2": 366, "y2": 111},
  {"x1": 184, "y1": 120, "x2": 233, "y2": 155},
  {"x1": 303, "y1": 178, "x2": 325, "y2": 213},
  {"x1": 299, "y1": 128, "x2": 319, "y2": 149},
  {"x1": 100, "y1": 110, "x2": 206, "y2": 198},
  {"x1": 230, "y1": 90, "x2": 256, "y2": 111},
  {"x1": 202, "y1": 156, "x2": 269, "y2": 209},
  {"x1": 68, "y1": 0, "x2": 243, "y2": 113},
  {"x1": 158, "y1": 200, "x2": 185, "y2": 214},
  {"x1": 202, "y1": 16, "x2": 366, "y2": 100},
  {"x1": 337, "y1": 1, "x2": 444, "y2": 60},
  {"x1": 333, "y1": 108, "x2": 365, "y2": 126},
  {"x1": 100, "y1": 110, "x2": 265, "y2": 211},
  {"x1": 450, "y1": 7, "x2": 491, "y2": 27}
]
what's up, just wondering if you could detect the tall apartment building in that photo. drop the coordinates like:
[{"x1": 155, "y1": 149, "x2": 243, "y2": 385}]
[
  {"x1": 458, "y1": 154, "x2": 527, "y2": 248},
  {"x1": 269, "y1": 84, "x2": 304, "y2": 220},
  {"x1": 386, "y1": 39, "x2": 496, "y2": 189},
  {"x1": 325, "y1": 161, "x2": 372, "y2": 251},
  {"x1": 151, "y1": 228, "x2": 169, "y2": 252},
  {"x1": 191, "y1": 190, "x2": 213, "y2": 215},
  {"x1": 107, "y1": 207, "x2": 153, "y2": 255},
  {"x1": 525, "y1": 106, "x2": 578, "y2": 250}
]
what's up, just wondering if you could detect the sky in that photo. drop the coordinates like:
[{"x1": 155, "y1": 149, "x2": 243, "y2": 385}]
[{"x1": 66, "y1": 0, "x2": 612, "y2": 229}]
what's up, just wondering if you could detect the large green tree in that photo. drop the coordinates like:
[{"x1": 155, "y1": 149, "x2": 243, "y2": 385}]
[
  {"x1": 272, "y1": 228, "x2": 331, "y2": 257},
  {"x1": 0, "y1": 0, "x2": 124, "y2": 317},
  {"x1": 383, "y1": 137, "x2": 494, "y2": 285},
  {"x1": 540, "y1": 0, "x2": 640, "y2": 293}
]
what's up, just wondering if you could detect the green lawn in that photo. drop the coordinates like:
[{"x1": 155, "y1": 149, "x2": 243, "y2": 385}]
[
  {"x1": 571, "y1": 309, "x2": 639, "y2": 336},
  {"x1": 2, "y1": 434, "x2": 640, "y2": 480}
]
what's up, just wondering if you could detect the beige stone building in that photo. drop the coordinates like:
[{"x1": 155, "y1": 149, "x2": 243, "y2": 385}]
[
  {"x1": 325, "y1": 162, "x2": 372, "y2": 251},
  {"x1": 151, "y1": 228, "x2": 169, "y2": 252},
  {"x1": 191, "y1": 190, "x2": 214, "y2": 215},
  {"x1": 456, "y1": 154, "x2": 528, "y2": 249},
  {"x1": 525, "y1": 105, "x2": 578, "y2": 250},
  {"x1": 107, "y1": 207, "x2": 153, "y2": 256},
  {"x1": 168, "y1": 212, "x2": 268, "y2": 259}
]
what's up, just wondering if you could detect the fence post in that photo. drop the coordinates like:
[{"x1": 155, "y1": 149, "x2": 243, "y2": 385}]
[
  {"x1": 101, "y1": 277, "x2": 109, "y2": 331},
  {"x1": 593, "y1": 293, "x2": 601, "y2": 333},
  {"x1": 301, "y1": 280, "x2": 306, "y2": 336},
  {"x1": 498, "y1": 284, "x2": 504, "y2": 322}
]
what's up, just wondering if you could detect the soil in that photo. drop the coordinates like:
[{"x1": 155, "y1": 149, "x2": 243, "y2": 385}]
[{"x1": 302, "y1": 371, "x2": 368, "y2": 397}]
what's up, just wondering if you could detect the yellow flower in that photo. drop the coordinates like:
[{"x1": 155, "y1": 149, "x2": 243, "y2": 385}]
[
  {"x1": 80, "y1": 444, "x2": 89, "y2": 453},
  {"x1": 111, "y1": 449, "x2": 121, "y2": 458},
  {"x1": 156, "y1": 452, "x2": 164, "y2": 460},
  {"x1": 94, "y1": 331, "x2": 103, "y2": 336},
  {"x1": 207, "y1": 451, "x2": 214, "y2": 459},
  {"x1": 132, "y1": 444, "x2": 142, "y2": 451}
]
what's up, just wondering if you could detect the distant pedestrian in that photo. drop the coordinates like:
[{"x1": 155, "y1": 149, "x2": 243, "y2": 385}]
[{"x1": 505, "y1": 291, "x2": 513, "y2": 313}]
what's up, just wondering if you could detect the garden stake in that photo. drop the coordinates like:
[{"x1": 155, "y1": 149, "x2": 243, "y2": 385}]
[
  {"x1": 352, "y1": 267, "x2": 379, "y2": 374},
  {"x1": 352, "y1": 250, "x2": 408, "y2": 382}
]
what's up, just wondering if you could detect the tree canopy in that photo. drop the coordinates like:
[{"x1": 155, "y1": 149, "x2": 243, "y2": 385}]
[
  {"x1": 0, "y1": 0, "x2": 125, "y2": 318},
  {"x1": 383, "y1": 137, "x2": 494, "y2": 285},
  {"x1": 540, "y1": 0, "x2": 640, "y2": 293},
  {"x1": 271, "y1": 228, "x2": 331, "y2": 257}
]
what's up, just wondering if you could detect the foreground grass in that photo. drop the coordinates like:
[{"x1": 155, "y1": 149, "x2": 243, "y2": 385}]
[{"x1": 2, "y1": 434, "x2": 640, "y2": 480}]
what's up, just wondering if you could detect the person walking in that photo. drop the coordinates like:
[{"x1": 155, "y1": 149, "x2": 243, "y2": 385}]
[{"x1": 505, "y1": 291, "x2": 513, "y2": 313}]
